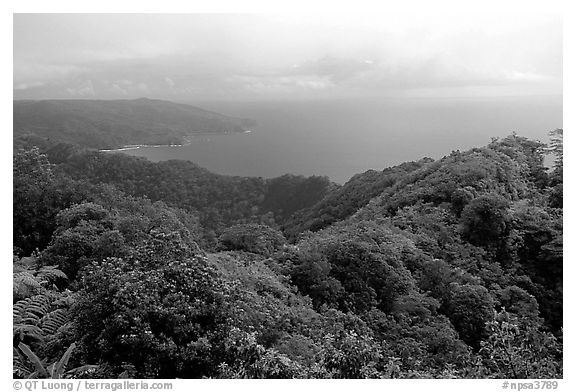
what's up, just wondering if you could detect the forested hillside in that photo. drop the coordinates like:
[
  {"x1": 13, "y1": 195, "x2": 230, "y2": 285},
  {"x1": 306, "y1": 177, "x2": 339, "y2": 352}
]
[
  {"x1": 13, "y1": 137, "x2": 334, "y2": 250},
  {"x1": 283, "y1": 158, "x2": 433, "y2": 237},
  {"x1": 13, "y1": 98, "x2": 253, "y2": 149},
  {"x1": 13, "y1": 131, "x2": 563, "y2": 379}
]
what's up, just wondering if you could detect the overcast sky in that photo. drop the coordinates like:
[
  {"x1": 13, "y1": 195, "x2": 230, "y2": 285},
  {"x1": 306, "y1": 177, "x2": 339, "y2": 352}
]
[{"x1": 13, "y1": 13, "x2": 562, "y2": 101}]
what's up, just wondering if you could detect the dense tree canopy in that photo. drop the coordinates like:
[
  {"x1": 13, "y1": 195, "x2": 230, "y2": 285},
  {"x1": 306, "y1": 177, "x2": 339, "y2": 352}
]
[{"x1": 13, "y1": 133, "x2": 562, "y2": 379}]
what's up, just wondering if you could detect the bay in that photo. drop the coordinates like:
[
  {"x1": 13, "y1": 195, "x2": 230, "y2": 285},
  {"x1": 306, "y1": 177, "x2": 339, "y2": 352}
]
[{"x1": 118, "y1": 95, "x2": 562, "y2": 184}]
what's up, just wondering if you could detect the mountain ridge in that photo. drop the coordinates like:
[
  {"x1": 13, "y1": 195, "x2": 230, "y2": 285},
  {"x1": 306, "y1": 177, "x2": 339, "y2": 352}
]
[{"x1": 13, "y1": 97, "x2": 253, "y2": 149}]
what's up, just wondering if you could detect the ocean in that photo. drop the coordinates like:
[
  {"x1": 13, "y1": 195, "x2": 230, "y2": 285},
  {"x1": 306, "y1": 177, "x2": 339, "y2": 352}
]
[{"x1": 118, "y1": 95, "x2": 562, "y2": 184}]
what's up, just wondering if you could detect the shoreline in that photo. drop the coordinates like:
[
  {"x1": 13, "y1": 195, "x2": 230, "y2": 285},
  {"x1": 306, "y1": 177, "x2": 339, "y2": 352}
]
[
  {"x1": 99, "y1": 129, "x2": 253, "y2": 152},
  {"x1": 99, "y1": 143, "x2": 188, "y2": 152}
]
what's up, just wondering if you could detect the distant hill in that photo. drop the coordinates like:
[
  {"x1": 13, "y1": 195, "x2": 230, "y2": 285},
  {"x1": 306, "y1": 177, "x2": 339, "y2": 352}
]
[
  {"x1": 13, "y1": 138, "x2": 335, "y2": 248},
  {"x1": 13, "y1": 98, "x2": 252, "y2": 149},
  {"x1": 282, "y1": 158, "x2": 432, "y2": 237},
  {"x1": 284, "y1": 135, "x2": 552, "y2": 237}
]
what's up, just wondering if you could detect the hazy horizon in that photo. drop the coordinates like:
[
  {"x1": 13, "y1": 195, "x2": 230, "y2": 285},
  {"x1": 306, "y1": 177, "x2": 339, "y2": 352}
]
[
  {"x1": 13, "y1": 12, "x2": 563, "y2": 183},
  {"x1": 14, "y1": 13, "x2": 562, "y2": 101}
]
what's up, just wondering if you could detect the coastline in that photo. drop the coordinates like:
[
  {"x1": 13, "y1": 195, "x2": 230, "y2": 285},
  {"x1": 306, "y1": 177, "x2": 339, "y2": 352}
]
[
  {"x1": 99, "y1": 129, "x2": 252, "y2": 152},
  {"x1": 99, "y1": 143, "x2": 188, "y2": 152}
]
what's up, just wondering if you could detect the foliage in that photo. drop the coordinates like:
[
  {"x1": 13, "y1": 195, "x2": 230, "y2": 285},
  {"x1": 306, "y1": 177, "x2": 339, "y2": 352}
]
[
  {"x1": 289, "y1": 221, "x2": 417, "y2": 313},
  {"x1": 72, "y1": 234, "x2": 228, "y2": 378},
  {"x1": 476, "y1": 310, "x2": 562, "y2": 378},
  {"x1": 283, "y1": 159, "x2": 430, "y2": 237},
  {"x1": 13, "y1": 134, "x2": 562, "y2": 379},
  {"x1": 49, "y1": 147, "x2": 331, "y2": 240},
  {"x1": 216, "y1": 328, "x2": 307, "y2": 378},
  {"x1": 13, "y1": 148, "x2": 91, "y2": 254},
  {"x1": 218, "y1": 224, "x2": 287, "y2": 256},
  {"x1": 261, "y1": 174, "x2": 334, "y2": 221},
  {"x1": 548, "y1": 128, "x2": 562, "y2": 185},
  {"x1": 12, "y1": 254, "x2": 82, "y2": 379},
  {"x1": 459, "y1": 194, "x2": 511, "y2": 248},
  {"x1": 443, "y1": 283, "x2": 495, "y2": 349},
  {"x1": 13, "y1": 255, "x2": 67, "y2": 301},
  {"x1": 16, "y1": 342, "x2": 97, "y2": 379},
  {"x1": 207, "y1": 251, "x2": 321, "y2": 350}
]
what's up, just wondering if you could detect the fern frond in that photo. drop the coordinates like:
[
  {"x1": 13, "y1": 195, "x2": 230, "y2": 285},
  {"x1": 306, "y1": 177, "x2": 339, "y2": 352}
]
[
  {"x1": 13, "y1": 324, "x2": 43, "y2": 341},
  {"x1": 28, "y1": 295, "x2": 52, "y2": 315},
  {"x1": 15, "y1": 256, "x2": 40, "y2": 269},
  {"x1": 40, "y1": 309, "x2": 69, "y2": 336},
  {"x1": 37, "y1": 266, "x2": 68, "y2": 283},
  {"x1": 13, "y1": 272, "x2": 44, "y2": 297},
  {"x1": 13, "y1": 297, "x2": 33, "y2": 321},
  {"x1": 20, "y1": 314, "x2": 42, "y2": 324},
  {"x1": 13, "y1": 271, "x2": 42, "y2": 286},
  {"x1": 13, "y1": 258, "x2": 66, "y2": 301},
  {"x1": 13, "y1": 263, "x2": 28, "y2": 274},
  {"x1": 13, "y1": 295, "x2": 52, "y2": 327}
]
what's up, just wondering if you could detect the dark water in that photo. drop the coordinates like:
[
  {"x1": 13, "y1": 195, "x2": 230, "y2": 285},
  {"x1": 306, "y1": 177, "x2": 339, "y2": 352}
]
[{"x1": 119, "y1": 96, "x2": 562, "y2": 184}]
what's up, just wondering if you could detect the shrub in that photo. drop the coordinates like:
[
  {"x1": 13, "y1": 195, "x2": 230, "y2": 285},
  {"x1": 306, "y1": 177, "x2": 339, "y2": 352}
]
[{"x1": 218, "y1": 224, "x2": 286, "y2": 256}]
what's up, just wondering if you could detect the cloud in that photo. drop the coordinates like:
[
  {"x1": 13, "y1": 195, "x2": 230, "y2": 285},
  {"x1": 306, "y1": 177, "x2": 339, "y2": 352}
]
[
  {"x1": 66, "y1": 80, "x2": 95, "y2": 97},
  {"x1": 290, "y1": 55, "x2": 376, "y2": 82},
  {"x1": 164, "y1": 77, "x2": 175, "y2": 89},
  {"x1": 13, "y1": 14, "x2": 562, "y2": 100},
  {"x1": 502, "y1": 71, "x2": 553, "y2": 83},
  {"x1": 136, "y1": 82, "x2": 149, "y2": 93},
  {"x1": 108, "y1": 82, "x2": 128, "y2": 95},
  {"x1": 14, "y1": 81, "x2": 45, "y2": 91},
  {"x1": 225, "y1": 74, "x2": 334, "y2": 96},
  {"x1": 14, "y1": 63, "x2": 86, "y2": 86}
]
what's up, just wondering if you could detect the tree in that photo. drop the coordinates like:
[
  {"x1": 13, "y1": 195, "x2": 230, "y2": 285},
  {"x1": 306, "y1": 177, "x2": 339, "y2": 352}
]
[
  {"x1": 547, "y1": 128, "x2": 563, "y2": 207},
  {"x1": 13, "y1": 148, "x2": 93, "y2": 255},
  {"x1": 444, "y1": 283, "x2": 495, "y2": 349},
  {"x1": 548, "y1": 128, "x2": 562, "y2": 185},
  {"x1": 460, "y1": 194, "x2": 510, "y2": 248},
  {"x1": 72, "y1": 233, "x2": 229, "y2": 378},
  {"x1": 288, "y1": 246, "x2": 345, "y2": 310},
  {"x1": 290, "y1": 222, "x2": 416, "y2": 313},
  {"x1": 477, "y1": 310, "x2": 562, "y2": 378},
  {"x1": 216, "y1": 328, "x2": 306, "y2": 378},
  {"x1": 218, "y1": 224, "x2": 286, "y2": 257}
]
